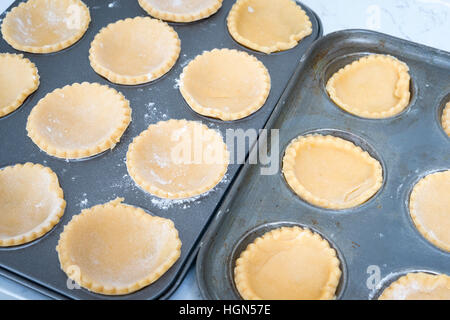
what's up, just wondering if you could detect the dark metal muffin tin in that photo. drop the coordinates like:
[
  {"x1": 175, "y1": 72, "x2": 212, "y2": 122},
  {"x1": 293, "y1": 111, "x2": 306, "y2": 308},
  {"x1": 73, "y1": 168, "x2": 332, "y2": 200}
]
[
  {"x1": 197, "y1": 29, "x2": 450, "y2": 300},
  {"x1": 0, "y1": 0, "x2": 321, "y2": 299}
]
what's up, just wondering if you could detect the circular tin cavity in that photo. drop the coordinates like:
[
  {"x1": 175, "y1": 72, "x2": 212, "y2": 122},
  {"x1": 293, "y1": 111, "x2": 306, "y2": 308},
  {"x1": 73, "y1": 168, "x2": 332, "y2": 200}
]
[
  {"x1": 228, "y1": 221, "x2": 348, "y2": 300},
  {"x1": 322, "y1": 52, "x2": 417, "y2": 120},
  {"x1": 370, "y1": 269, "x2": 441, "y2": 300},
  {"x1": 437, "y1": 93, "x2": 450, "y2": 139},
  {"x1": 280, "y1": 128, "x2": 387, "y2": 212},
  {"x1": 405, "y1": 168, "x2": 450, "y2": 253},
  {"x1": 0, "y1": 163, "x2": 64, "y2": 250}
]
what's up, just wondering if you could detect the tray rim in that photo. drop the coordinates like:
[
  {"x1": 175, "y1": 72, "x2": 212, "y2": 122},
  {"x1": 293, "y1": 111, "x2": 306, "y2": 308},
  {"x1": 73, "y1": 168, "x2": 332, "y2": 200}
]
[
  {"x1": 0, "y1": 0, "x2": 323, "y2": 300},
  {"x1": 196, "y1": 28, "x2": 450, "y2": 300}
]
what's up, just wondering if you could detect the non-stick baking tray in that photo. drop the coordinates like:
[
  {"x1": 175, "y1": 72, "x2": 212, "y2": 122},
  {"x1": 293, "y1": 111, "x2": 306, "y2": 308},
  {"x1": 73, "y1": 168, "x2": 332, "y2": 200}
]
[
  {"x1": 197, "y1": 29, "x2": 450, "y2": 300},
  {"x1": 0, "y1": 0, "x2": 322, "y2": 299}
]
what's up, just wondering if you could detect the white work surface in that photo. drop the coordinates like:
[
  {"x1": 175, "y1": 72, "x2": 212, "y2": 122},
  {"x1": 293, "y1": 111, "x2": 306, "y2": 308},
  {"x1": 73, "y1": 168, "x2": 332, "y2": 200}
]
[{"x1": 0, "y1": 0, "x2": 449, "y2": 300}]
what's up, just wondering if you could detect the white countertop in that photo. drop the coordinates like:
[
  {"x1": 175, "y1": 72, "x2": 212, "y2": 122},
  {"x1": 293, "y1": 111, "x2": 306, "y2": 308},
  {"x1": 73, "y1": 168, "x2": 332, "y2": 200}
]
[{"x1": 0, "y1": 0, "x2": 449, "y2": 300}]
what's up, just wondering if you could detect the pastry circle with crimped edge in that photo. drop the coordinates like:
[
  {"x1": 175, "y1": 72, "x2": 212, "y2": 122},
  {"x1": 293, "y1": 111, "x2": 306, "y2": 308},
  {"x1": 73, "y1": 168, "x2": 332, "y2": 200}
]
[
  {"x1": 179, "y1": 49, "x2": 271, "y2": 121},
  {"x1": 227, "y1": 0, "x2": 312, "y2": 54},
  {"x1": 0, "y1": 53, "x2": 39, "y2": 118},
  {"x1": 234, "y1": 226, "x2": 341, "y2": 300},
  {"x1": 126, "y1": 119, "x2": 229, "y2": 199},
  {"x1": 409, "y1": 170, "x2": 450, "y2": 252},
  {"x1": 442, "y1": 102, "x2": 450, "y2": 137},
  {"x1": 89, "y1": 17, "x2": 180, "y2": 85},
  {"x1": 379, "y1": 272, "x2": 450, "y2": 300},
  {"x1": 0, "y1": 163, "x2": 66, "y2": 247},
  {"x1": 56, "y1": 198, "x2": 181, "y2": 295},
  {"x1": 326, "y1": 54, "x2": 411, "y2": 119},
  {"x1": 282, "y1": 134, "x2": 383, "y2": 210},
  {"x1": 1, "y1": 0, "x2": 90, "y2": 54},
  {"x1": 26, "y1": 82, "x2": 131, "y2": 160},
  {"x1": 138, "y1": 0, "x2": 223, "y2": 23}
]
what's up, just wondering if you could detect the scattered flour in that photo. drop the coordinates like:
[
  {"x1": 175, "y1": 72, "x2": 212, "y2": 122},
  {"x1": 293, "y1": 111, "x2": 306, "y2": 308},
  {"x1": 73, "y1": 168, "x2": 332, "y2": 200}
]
[
  {"x1": 108, "y1": 1, "x2": 118, "y2": 8},
  {"x1": 148, "y1": 174, "x2": 230, "y2": 210},
  {"x1": 152, "y1": 153, "x2": 169, "y2": 168},
  {"x1": 78, "y1": 193, "x2": 89, "y2": 208},
  {"x1": 248, "y1": 6, "x2": 254, "y2": 13},
  {"x1": 116, "y1": 161, "x2": 124, "y2": 168},
  {"x1": 150, "y1": 194, "x2": 204, "y2": 210},
  {"x1": 144, "y1": 102, "x2": 168, "y2": 121},
  {"x1": 173, "y1": 78, "x2": 182, "y2": 89},
  {"x1": 367, "y1": 270, "x2": 437, "y2": 300},
  {"x1": 45, "y1": 10, "x2": 60, "y2": 25},
  {"x1": 110, "y1": 173, "x2": 135, "y2": 191}
]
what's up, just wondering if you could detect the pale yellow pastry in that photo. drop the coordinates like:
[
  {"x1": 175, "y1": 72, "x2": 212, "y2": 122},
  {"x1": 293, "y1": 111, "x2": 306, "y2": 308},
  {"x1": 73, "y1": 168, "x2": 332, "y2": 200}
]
[
  {"x1": 1, "y1": 0, "x2": 90, "y2": 53},
  {"x1": 26, "y1": 82, "x2": 131, "y2": 160},
  {"x1": 126, "y1": 119, "x2": 229, "y2": 199},
  {"x1": 0, "y1": 163, "x2": 65, "y2": 247},
  {"x1": 326, "y1": 54, "x2": 411, "y2": 119},
  {"x1": 89, "y1": 17, "x2": 180, "y2": 85},
  {"x1": 234, "y1": 226, "x2": 341, "y2": 300},
  {"x1": 227, "y1": 0, "x2": 312, "y2": 54},
  {"x1": 379, "y1": 272, "x2": 450, "y2": 300},
  {"x1": 56, "y1": 198, "x2": 181, "y2": 295},
  {"x1": 0, "y1": 53, "x2": 39, "y2": 118},
  {"x1": 282, "y1": 135, "x2": 383, "y2": 210},
  {"x1": 179, "y1": 49, "x2": 270, "y2": 121},
  {"x1": 138, "y1": 0, "x2": 223, "y2": 22},
  {"x1": 409, "y1": 170, "x2": 450, "y2": 252},
  {"x1": 442, "y1": 102, "x2": 450, "y2": 137}
]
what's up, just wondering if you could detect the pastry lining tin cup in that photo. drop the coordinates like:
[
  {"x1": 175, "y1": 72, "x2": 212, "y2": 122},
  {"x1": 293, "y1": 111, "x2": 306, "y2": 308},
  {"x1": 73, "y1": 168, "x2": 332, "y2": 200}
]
[
  {"x1": 229, "y1": 221, "x2": 348, "y2": 300},
  {"x1": 372, "y1": 269, "x2": 444, "y2": 300},
  {"x1": 405, "y1": 168, "x2": 450, "y2": 253},
  {"x1": 322, "y1": 52, "x2": 417, "y2": 120},
  {"x1": 280, "y1": 128, "x2": 387, "y2": 212}
]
